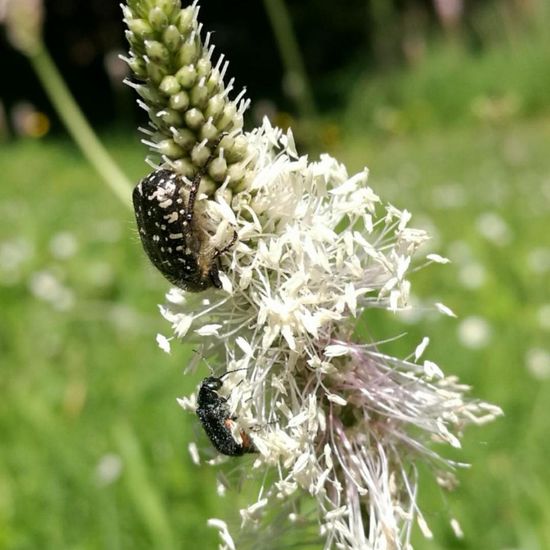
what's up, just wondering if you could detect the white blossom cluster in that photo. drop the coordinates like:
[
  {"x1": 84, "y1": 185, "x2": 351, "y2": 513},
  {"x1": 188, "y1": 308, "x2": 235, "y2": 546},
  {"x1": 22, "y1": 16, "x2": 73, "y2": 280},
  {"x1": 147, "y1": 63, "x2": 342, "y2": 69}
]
[{"x1": 157, "y1": 119, "x2": 502, "y2": 549}]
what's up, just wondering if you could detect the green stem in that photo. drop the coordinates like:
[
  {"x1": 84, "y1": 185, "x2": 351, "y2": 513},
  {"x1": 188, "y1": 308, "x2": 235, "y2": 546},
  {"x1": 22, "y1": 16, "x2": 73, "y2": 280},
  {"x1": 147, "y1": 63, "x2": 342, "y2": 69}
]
[
  {"x1": 29, "y1": 45, "x2": 133, "y2": 208},
  {"x1": 262, "y1": 0, "x2": 317, "y2": 121},
  {"x1": 113, "y1": 422, "x2": 175, "y2": 549}
]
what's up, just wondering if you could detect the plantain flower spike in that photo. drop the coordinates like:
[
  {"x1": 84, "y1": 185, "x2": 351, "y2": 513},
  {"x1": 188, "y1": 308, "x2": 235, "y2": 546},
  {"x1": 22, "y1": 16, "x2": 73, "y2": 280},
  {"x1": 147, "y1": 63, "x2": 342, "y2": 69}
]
[
  {"x1": 123, "y1": 2, "x2": 503, "y2": 549},
  {"x1": 122, "y1": 0, "x2": 251, "y2": 197}
]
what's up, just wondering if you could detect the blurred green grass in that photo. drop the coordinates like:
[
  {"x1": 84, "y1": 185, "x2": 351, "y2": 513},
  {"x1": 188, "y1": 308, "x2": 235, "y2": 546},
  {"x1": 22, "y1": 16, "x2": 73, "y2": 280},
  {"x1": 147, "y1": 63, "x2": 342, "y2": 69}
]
[
  {"x1": 343, "y1": 1, "x2": 550, "y2": 135},
  {"x1": 1, "y1": 113, "x2": 549, "y2": 549}
]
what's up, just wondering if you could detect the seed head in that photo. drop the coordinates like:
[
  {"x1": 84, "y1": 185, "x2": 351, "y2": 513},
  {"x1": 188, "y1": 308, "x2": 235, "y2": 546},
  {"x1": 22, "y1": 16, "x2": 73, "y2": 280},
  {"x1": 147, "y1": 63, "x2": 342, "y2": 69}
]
[{"x1": 123, "y1": 0, "x2": 252, "y2": 193}]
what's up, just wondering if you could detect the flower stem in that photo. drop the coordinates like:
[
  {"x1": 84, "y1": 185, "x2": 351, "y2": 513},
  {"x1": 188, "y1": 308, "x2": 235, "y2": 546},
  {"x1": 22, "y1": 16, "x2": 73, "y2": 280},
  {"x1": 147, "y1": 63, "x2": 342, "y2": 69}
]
[
  {"x1": 262, "y1": 0, "x2": 317, "y2": 121},
  {"x1": 113, "y1": 422, "x2": 175, "y2": 549},
  {"x1": 29, "y1": 45, "x2": 133, "y2": 208}
]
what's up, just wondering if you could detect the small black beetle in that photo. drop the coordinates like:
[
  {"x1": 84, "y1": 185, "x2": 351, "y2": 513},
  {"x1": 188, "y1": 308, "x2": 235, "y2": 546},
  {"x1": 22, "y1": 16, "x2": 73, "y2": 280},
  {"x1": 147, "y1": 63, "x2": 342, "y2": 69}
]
[
  {"x1": 132, "y1": 139, "x2": 236, "y2": 292},
  {"x1": 196, "y1": 371, "x2": 257, "y2": 456}
]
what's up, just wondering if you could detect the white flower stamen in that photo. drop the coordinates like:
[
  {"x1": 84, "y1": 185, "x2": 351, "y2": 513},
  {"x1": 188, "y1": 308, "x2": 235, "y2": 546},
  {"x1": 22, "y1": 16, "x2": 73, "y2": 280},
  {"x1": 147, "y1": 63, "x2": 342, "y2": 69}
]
[{"x1": 157, "y1": 119, "x2": 501, "y2": 548}]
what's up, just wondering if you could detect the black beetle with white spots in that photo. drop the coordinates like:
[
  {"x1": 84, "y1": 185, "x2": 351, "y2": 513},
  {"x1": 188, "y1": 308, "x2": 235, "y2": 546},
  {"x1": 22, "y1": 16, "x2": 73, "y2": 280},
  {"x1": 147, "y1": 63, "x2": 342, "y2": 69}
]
[{"x1": 132, "y1": 163, "x2": 236, "y2": 292}]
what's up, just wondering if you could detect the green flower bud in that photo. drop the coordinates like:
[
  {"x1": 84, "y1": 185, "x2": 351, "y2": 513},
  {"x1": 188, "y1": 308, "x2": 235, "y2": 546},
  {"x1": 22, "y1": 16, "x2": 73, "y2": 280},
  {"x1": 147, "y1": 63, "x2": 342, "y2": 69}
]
[
  {"x1": 190, "y1": 84, "x2": 209, "y2": 108},
  {"x1": 127, "y1": 18, "x2": 153, "y2": 39},
  {"x1": 146, "y1": 61, "x2": 168, "y2": 85},
  {"x1": 227, "y1": 162, "x2": 245, "y2": 183},
  {"x1": 121, "y1": 6, "x2": 132, "y2": 23},
  {"x1": 208, "y1": 156, "x2": 228, "y2": 183},
  {"x1": 169, "y1": 91, "x2": 190, "y2": 111},
  {"x1": 126, "y1": 57, "x2": 147, "y2": 78},
  {"x1": 234, "y1": 134, "x2": 249, "y2": 155},
  {"x1": 145, "y1": 40, "x2": 170, "y2": 65},
  {"x1": 158, "y1": 108, "x2": 183, "y2": 127},
  {"x1": 177, "y1": 7, "x2": 196, "y2": 34},
  {"x1": 170, "y1": 157, "x2": 195, "y2": 178},
  {"x1": 199, "y1": 120, "x2": 218, "y2": 141},
  {"x1": 125, "y1": 30, "x2": 139, "y2": 49},
  {"x1": 159, "y1": 75, "x2": 181, "y2": 96},
  {"x1": 205, "y1": 94, "x2": 225, "y2": 119},
  {"x1": 198, "y1": 176, "x2": 216, "y2": 196},
  {"x1": 191, "y1": 142, "x2": 211, "y2": 166},
  {"x1": 178, "y1": 38, "x2": 199, "y2": 66},
  {"x1": 206, "y1": 70, "x2": 222, "y2": 93},
  {"x1": 226, "y1": 134, "x2": 248, "y2": 162},
  {"x1": 232, "y1": 112, "x2": 244, "y2": 130},
  {"x1": 184, "y1": 108, "x2": 205, "y2": 130},
  {"x1": 196, "y1": 58, "x2": 212, "y2": 77},
  {"x1": 171, "y1": 128, "x2": 196, "y2": 150},
  {"x1": 219, "y1": 134, "x2": 235, "y2": 153},
  {"x1": 176, "y1": 65, "x2": 198, "y2": 88},
  {"x1": 148, "y1": 7, "x2": 169, "y2": 31},
  {"x1": 157, "y1": 0, "x2": 179, "y2": 18},
  {"x1": 217, "y1": 103, "x2": 238, "y2": 131},
  {"x1": 163, "y1": 25, "x2": 182, "y2": 52},
  {"x1": 156, "y1": 139, "x2": 184, "y2": 158}
]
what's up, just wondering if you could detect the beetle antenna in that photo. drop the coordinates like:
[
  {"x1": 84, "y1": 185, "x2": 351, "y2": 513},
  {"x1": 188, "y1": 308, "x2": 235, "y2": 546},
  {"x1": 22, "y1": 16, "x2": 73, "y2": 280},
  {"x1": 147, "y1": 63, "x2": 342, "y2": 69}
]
[
  {"x1": 192, "y1": 348, "x2": 216, "y2": 374},
  {"x1": 219, "y1": 366, "x2": 250, "y2": 380}
]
